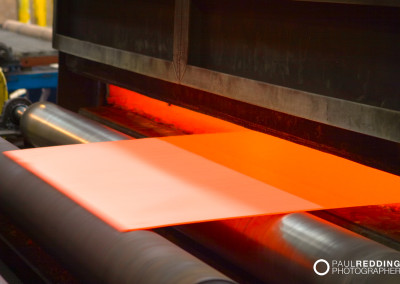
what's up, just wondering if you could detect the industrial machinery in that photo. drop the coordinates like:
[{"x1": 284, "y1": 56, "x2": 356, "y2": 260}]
[
  {"x1": 0, "y1": 20, "x2": 57, "y2": 113},
  {"x1": 1, "y1": 0, "x2": 400, "y2": 283},
  {"x1": 0, "y1": 19, "x2": 57, "y2": 147}
]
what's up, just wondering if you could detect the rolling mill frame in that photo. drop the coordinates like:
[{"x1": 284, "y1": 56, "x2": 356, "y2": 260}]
[{"x1": 1, "y1": 0, "x2": 400, "y2": 283}]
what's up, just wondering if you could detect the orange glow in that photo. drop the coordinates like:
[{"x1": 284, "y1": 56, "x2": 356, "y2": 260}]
[
  {"x1": 161, "y1": 131, "x2": 400, "y2": 208},
  {"x1": 180, "y1": 215, "x2": 313, "y2": 272},
  {"x1": 5, "y1": 130, "x2": 400, "y2": 231},
  {"x1": 108, "y1": 85, "x2": 245, "y2": 134}
]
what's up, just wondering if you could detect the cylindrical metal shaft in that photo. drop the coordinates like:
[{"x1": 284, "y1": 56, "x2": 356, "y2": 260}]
[
  {"x1": 2, "y1": 19, "x2": 52, "y2": 41},
  {"x1": 20, "y1": 102, "x2": 131, "y2": 146},
  {"x1": 177, "y1": 213, "x2": 400, "y2": 283},
  {"x1": 0, "y1": 137, "x2": 235, "y2": 284},
  {"x1": 13, "y1": 105, "x2": 27, "y2": 120}
]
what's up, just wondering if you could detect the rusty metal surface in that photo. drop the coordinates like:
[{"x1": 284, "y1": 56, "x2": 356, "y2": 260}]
[{"x1": 19, "y1": 55, "x2": 58, "y2": 67}]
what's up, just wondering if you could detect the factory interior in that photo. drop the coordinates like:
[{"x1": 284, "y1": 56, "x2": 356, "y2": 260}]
[{"x1": 1, "y1": 0, "x2": 400, "y2": 283}]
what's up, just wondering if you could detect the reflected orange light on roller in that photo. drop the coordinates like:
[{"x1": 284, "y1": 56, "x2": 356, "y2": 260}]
[
  {"x1": 29, "y1": 113, "x2": 89, "y2": 144},
  {"x1": 180, "y1": 216, "x2": 312, "y2": 272},
  {"x1": 107, "y1": 85, "x2": 245, "y2": 134}
]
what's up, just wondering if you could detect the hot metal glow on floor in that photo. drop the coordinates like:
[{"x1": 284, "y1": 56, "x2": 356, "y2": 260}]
[{"x1": 4, "y1": 131, "x2": 400, "y2": 231}]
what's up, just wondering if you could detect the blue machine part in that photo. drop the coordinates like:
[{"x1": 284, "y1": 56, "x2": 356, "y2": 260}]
[{"x1": 5, "y1": 68, "x2": 58, "y2": 92}]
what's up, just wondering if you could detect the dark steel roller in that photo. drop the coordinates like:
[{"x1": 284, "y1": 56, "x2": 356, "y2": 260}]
[
  {"x1": 177, "y1": 213, "x2": 400, "y2": 283},
  {"x1": 0, "y1": 140, "x2": 235, "y2": 283},
  {"x1": 20, "y1": 102, "x2": 131, "y2": 146}
]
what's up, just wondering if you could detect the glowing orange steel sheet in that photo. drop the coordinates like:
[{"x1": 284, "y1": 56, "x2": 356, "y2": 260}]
[
  {"x1": 4, "y1": 130, "x2": 400, "y2": 231},
  {"x1": 161, "y1": 131, "x2": 400, "y2": 208}
]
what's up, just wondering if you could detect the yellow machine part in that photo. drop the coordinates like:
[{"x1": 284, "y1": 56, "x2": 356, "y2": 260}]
[
  {"x1": 18, "y1": 0, "x2": 30, "y2": 23},
  {"x1": 19, "y1": 0, "x2": 47, "y2": 26},
  {"x1": 33, "y1": 0, "x2": 47, "y2": 27},
  {"x1": 0, "y1": 68, "x2": 8, "y2": 111}
]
